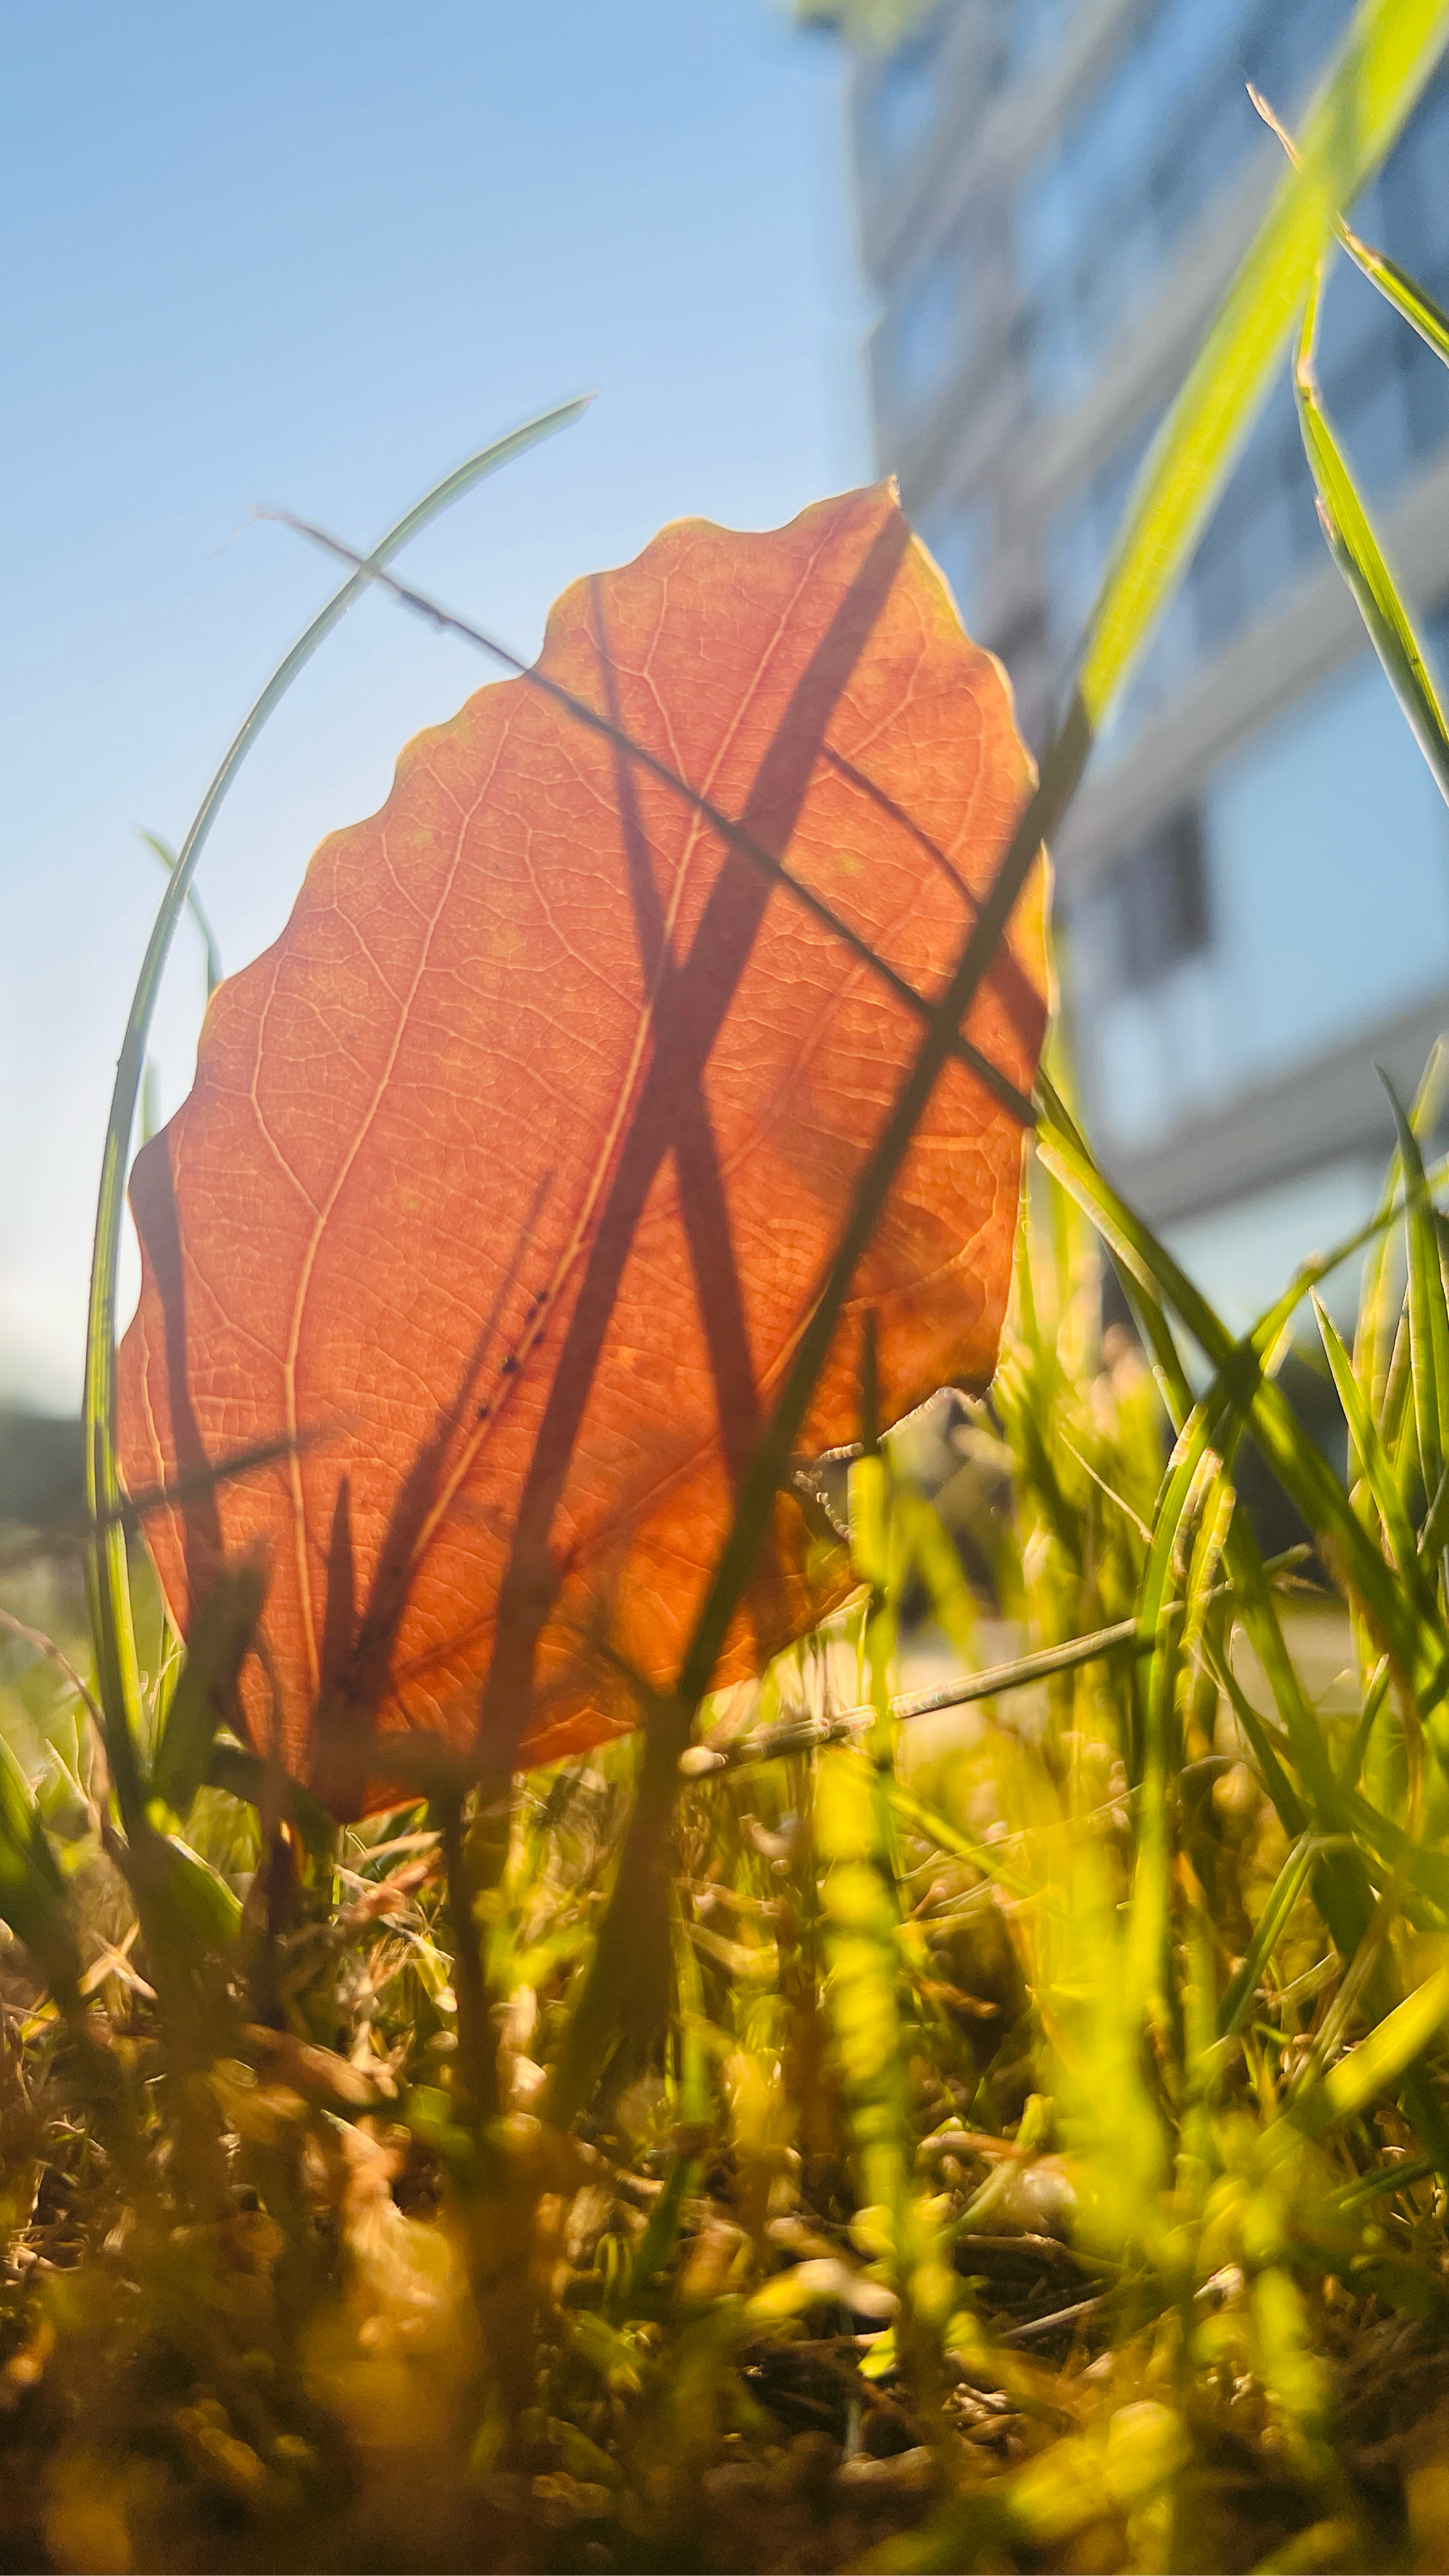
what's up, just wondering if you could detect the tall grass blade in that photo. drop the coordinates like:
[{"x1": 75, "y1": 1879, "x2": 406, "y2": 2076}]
[
  {"x1": 1216, "y1": 1835, "x2": 1322, "y2": 2041},
  {"x1": 1294, "y1": 276, "x2": 1449, "y2": 804},
  {"x1": 1353, "y1": 1047, "x2": 1446, "y2": 1502},
  {"x1": 82, "y1": 396, "x2": 591, "y2": 1821},
  {"x1": 1296, "y1": 1964, "x2": 1449, "y2": 2135},
  {"x1": 1341, "y1": 225, "x2": 1449, "y2": 361},
  {"x1": 149, "y1": 1557, "x2": 268, "y2": 1823},
  {"x1": 1312, "y1": 1292, "x2": 1424, "y2": 1583},
  {"x1": 1252, "y1": 82, "x2": 1449, "y2": 369},
  {"x1": 0, "y1": 1734, "x2": 81, "y2": 2004},
  {"x1": 141, "y1": 833, "x2": 222, "y2": 997},
  {"x1": 1383, "y1": 1076, "x2": 1449, "y2": 1521},
  {"x1": 1077, "y1": 0, "x2": 1449, "y2": 723},
  {"x1": 1035, "y1": 1069, "x2": 1449, "y2": 1735}
]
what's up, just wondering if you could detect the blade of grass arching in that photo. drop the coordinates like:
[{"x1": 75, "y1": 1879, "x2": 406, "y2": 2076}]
[
  {"x1": 141, "y1": 833, "x2": 222, "y2": 997},
  {"x1": 82, "y1": 396, "x2": 591, "y2": 1827},
  {"x1": 1212, "y1": 1665, "x2": 1449, "y2": 1927},
  {"x1": 1195, "y1": 1455, "x2": 1442, "y2": 1912},
  {"x1": 1076, "y1": 0, "x2": 1449, "y2": 722},
  {"x1": 1224, "y1": 1539, "x2": 1360, "y2": 1849},
  {"x1": 1037, "y1": 1070, "x2": 1438, "y2": 1415},
  {"x1": 1207, "y1": 1638, "x2": 1430, "y2": 1917},
  {"x1": 1038, "y1": 1079, "x2": 1338, "y2": 1870},
  {"x1": 1294, "y1": 275, "x2": 1449, "y2": 803}
]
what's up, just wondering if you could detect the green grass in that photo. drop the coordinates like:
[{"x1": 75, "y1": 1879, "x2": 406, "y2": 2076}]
[
  {"x1": 4, "y1": 4, "x2": 1449, "y2": 2564},
  {"x1": 11, "y1": 1134, "x2": 1449, "y2": 2573}
]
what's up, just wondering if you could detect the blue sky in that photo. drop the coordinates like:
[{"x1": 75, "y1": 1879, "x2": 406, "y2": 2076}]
[{"x1": 1, "y1": 0, "x2": 871, "y2": 1410}]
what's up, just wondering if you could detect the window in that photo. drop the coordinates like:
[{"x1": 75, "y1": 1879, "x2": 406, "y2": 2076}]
[
  {"x1": 1072, "y1": 811, "x2": 1208, "y2": 1007},
  {"x1": 1200, "y1": 651, "x2": 1449, "y2": 1084},
  {"x1": 1016, "y1": 0, "x2": 1358, "y2": 419},
  {"x1": 1037, "y1": 67, "x2": 1449, "y2": 753},
  {"x1": 1068, "y1": 810, "x2": 1221, "y2": 1151},
  {"x1": 1072, "y1": 653, "x2": 1449, "y2": 1155}
]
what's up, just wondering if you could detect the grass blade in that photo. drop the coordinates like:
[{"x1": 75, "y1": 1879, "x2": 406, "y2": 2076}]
[
  {"x1": 1253, "y1": 83, "x2": 1449, "y2": 369},
  {"x1": 1340, "y1": 225, "x2": 1449, "y2": 361},
  {"x1": 0, "y1": 1734, "x2": 81, "y2": 2005},
  {"x1": 1216, "y1": 1835, "x2": 1321, "y2": 2041},
  {"x1": 204, "y1": 1741, "x2": 333, "y2": 1860},
  {"x1": 1312, "y1": 1292, "x2": 1424, "y2": 1581},
  {"x1": 149, "y1": 1557, "x2": 267, "y2": 1823},
  {"x1": 1035, "y1": 1070, "x2": 1449, "y2": 1741},
  {"x1": 1383, "y1": 1075, "x2": 1449, "y2": 1525},
  {"x1": 1077, "y1": 0, "x2": 1449, "y2": 722},
  {"x1": 83, "y1": 396, "x2": 590, "y2": 1821},
  {"x1": 1294, "y1": 274, "x2": 1449, "y2": 803},
  {"x1": 141, "y1": 833, "x2": 222, "y2": 998}
]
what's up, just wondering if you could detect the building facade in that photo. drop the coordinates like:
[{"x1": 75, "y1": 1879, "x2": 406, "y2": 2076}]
[{"x1": 849, "y1": 0, "x2": 1449, "y2": 1326}]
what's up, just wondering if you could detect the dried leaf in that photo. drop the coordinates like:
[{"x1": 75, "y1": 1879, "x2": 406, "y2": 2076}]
[{"x1": 118, "y1": 483, "x2": 1046, "y2": 1805}]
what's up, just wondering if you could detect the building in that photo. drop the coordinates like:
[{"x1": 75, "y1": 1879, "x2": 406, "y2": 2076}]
[{"x1": 848, "y1": 0, "x2": 1449, "y2": 1327}]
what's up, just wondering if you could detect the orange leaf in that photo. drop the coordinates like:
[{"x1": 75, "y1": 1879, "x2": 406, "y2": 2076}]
[{"x1": 117, "y1": 484, "x2": 1048, "y2": 1810}]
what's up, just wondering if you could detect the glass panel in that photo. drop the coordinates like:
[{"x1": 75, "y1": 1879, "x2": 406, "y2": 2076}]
[
  {"x1": 1036, "y1": 65, "x2": 1449, "y2": 748},
  {"x1": 1015, "y1": 0, "x2": 1358, "y2": 420},
  {"x1": 1199, "y1": 652, "x2": 1449, "y2": 1084},
  {"x1": 1078, "y1": 651, "x2": 1449, "y2": 1150}
]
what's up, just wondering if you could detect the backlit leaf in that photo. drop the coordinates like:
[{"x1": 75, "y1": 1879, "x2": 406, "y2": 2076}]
[{"x1": 117, "y1": 485, "x2": 1046, "y2": 1806}]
